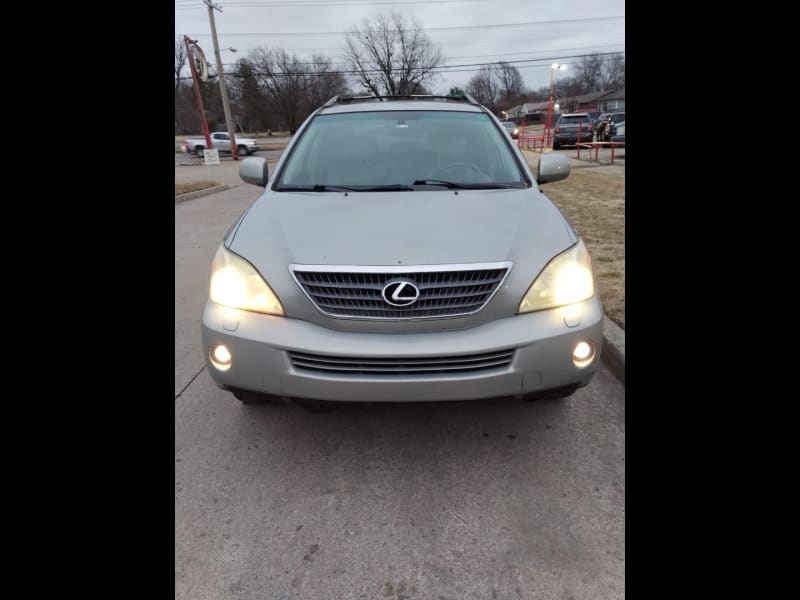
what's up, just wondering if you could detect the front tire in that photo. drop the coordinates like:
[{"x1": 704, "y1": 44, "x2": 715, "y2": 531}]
[
  {"x1": 237, "y1": 145, "x2": 248, "y2": 156},
  {"x1": 231, "y1": 389, "x2": 285, "y2": 405},
  {"x1": 521, "y1": 384, "x2": 581, "y2": 402},
  {"x1": 194, "y1": 145, "x2": 205, "y2": 157}
]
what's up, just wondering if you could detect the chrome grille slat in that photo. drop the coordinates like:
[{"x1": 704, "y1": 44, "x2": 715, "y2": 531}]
[
  {"x1": 290, "y1": 262, "x2": 511, "y2": 320},
  {"x1": 290, "y1": 350, "x2": 513, "y2": 366},
  {"x1": 288, "y1": 350, "x2": 515, "y2": 375}
]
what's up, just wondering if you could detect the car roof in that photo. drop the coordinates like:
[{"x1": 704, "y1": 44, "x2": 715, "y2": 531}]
[
  {"x1": 317, "y1": 95, "x2": 485, "y2": 115},
  {"x1": 561, "y1": 112, "x2": 590, "y2": 117}
]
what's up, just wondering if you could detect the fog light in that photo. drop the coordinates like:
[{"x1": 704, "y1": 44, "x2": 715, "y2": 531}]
[
  {"x1": 210, "y1": 344, "x2": 232, "y2": 371},
  {"x1": 573, "y1": 341, "x2": 595, "y2": 367}
]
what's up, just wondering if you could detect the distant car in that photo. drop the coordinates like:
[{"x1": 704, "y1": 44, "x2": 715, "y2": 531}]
[
  {"x1": 500, "y1": 120, "x2": 519, "y2": 139},
  {"x1": 553, "y1": 113, "x2": 593, "y2": 149},
  {"x1": 609, "y1": 121, "x2": 625, "y2": 145},
  {"x1": 595, "y1": 112, "x2": 625, "y2": 142},
  {"x1": 183, "y1": 132, "x2": 260, "y2": 156}
]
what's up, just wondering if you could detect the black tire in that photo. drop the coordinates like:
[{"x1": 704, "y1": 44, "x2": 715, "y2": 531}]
[
  {"x1": 237, "y1": 145, "x2": 248, "y2": 156},
  {"x1": 521, "y1": 384, "x2": 580, "y2": 402},
  {"x1": 553, "y1": 140, "x2": 561, "y2": 150},
  {"x1": 231, "y1": 389, "x2": 285, "y2": 405},
  {"x1": 194, "y1": 145, "x2": 205, "y2": 157}
]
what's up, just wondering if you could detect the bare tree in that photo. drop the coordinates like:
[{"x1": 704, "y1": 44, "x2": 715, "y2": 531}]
[
  {"x1": 343, "y1": 13, "x2": 445, "y2": 96},
  {"x1": 576, "y1": 54, "x2": 604, "y2": 92},
  {"x1": 467, "y1": 66, "x2": 500, "y2": 113},
  {"x1": 601, "y1": 54, "x2": 625, "y2": 90},
  {"x1": 245, "y1": 48, "x2": 349, "y2": 133},
  {"x1": 467, "y1": 62, "x2": 525, "y2": 114},
  {"x1": 305, "y1": 53, "x2": 350, "y2": 109},
  {"x1": 175, "y1": 38, "x2": 187, "y2": 94},
  {"x1": 496, "y1": 62, "x2": 525, "y2": 107}
]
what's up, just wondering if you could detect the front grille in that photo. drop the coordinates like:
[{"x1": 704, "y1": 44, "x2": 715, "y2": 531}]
[
  {"x1": 290, "y1": 262, "x2": 512, "y2": 320},
  {"x1": 288, "y1": 349, "x2": 515, "y2": 375}
]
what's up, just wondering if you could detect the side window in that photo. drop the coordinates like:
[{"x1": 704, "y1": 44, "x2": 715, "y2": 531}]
[{"x1": 213, "y1": 133, "x2": 229, "y2": 140}]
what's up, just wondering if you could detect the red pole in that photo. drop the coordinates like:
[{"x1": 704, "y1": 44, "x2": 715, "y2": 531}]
[{"x1": 184, "y1": 36, "x2": 213, "y2": 151}]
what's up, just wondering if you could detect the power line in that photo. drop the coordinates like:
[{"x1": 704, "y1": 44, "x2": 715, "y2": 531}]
[
  {"x1": 191, "y1": 34, "x2": 625, "y2": 54},
  {"x1": 178, "y1": 0, "x2": 490, "y2": 7},
  {"x1": 181, "y1": 50, "x2": 623, "y2": 79},
  {"x1": 183, "y1": 15, "x2": 625, "y2": 37},
  {"x1": 217, "y1": 44, "x2": 625, "y2": 67}
]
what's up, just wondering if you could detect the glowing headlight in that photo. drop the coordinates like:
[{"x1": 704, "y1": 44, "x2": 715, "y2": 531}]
[
  {"x1": 518, "y1": 239, "x2": 595, "y2": 313},
  {"x1": 209, "y1": 245, "x2": 284, "y2": 315},
  {"x1": 513, "y1": 128, "x2": 519, "y2": 135}
]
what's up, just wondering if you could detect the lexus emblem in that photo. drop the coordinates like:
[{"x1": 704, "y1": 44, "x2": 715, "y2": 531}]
[{"x1": 381, "y1": 279, "x2": 420, "y2": 307}]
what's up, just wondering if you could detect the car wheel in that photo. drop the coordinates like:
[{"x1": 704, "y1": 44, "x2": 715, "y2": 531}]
[
  {"x1": 521, "y1": 384, "x2": 581, "y2": 402},
  {"x1": 194, "y1": 145, "x2": 205, "y2": 157},
  {"x1": 231, "y1": 389, "x2": 285, "y2": 405},
  {"x1": 553, "y1": 141, "x2": 561, "y2": 150},
  {"x1": 237, "y1": 145, "x2": 248, "y2": 156}
]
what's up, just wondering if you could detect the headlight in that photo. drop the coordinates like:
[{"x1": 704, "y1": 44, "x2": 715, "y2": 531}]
[
  {"x1": 513, "y1": 128, "x2": 519, "y2": 134},
  {"x1": 209, "y1": 245, "x2": 284, "y2": 315},
  {"x1": 518, "y1": 239, "x2": 595, "y2": 313}
]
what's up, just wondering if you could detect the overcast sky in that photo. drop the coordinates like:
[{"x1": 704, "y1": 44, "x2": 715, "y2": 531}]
[{"x1": 175, "y1": 0, "x2": 624, "y2": 94}]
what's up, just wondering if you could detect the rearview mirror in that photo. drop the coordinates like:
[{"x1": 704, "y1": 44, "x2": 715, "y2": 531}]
[
  {"x1": 239, "y1": 157, "x2": 269, "y2": 187},
  {"x1": 537, "y1": 153, "x2": 570, "y2": 184}
]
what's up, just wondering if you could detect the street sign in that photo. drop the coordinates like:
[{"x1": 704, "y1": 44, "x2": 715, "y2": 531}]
[{"x1": 203, "y1": 149, "x2": 220, "y2": 165}]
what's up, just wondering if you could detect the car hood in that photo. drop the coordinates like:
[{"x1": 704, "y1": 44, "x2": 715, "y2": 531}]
[{"x1": 228, "y1": 187, "x2": 577, "y2": 331}]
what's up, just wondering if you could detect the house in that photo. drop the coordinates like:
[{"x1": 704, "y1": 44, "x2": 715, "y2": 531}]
[
  {"x1": 501, "y1": 101, "x2": 551, "y2": 123},
  {"x1": 564, "y1": 90, "x2": 616, "y2": 113},
  {"x1": 599, "y1": 88, "x2": 625, "y2": 112}
]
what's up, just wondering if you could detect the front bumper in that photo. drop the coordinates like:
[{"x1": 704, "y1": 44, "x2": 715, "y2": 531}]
[
  {"x1": 201, "y1": 297, "x2": 604, "y2": 402},
  {"x1": 554, "y1": 132, "x2": 592, "y2": 145}
]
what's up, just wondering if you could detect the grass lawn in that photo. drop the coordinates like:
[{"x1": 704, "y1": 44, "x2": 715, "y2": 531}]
[
  {"x1": 541, "y1": 168, "x2": 625, "y2": 329},
  {"x1": 175, "y1": 180, "x2": 221, "y2": 196}
]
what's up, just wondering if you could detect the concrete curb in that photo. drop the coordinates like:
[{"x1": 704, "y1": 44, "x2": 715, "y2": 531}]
[
  {"x1": 602, "y1": 315, "x2": 625, "y2": 385},
  {"x1": 175, "y1": 184, "x2": 230, "y2": 204}
]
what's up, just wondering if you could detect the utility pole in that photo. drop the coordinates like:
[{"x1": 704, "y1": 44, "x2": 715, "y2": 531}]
[
  {"x1": 204, "y1": 0, "x2": 239, "y2": 160},
  {"x1": 184, "y1": 36, "x2": 213, "y2": 151}
]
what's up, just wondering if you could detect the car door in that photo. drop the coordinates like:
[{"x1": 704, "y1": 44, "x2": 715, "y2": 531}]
[{"x1": 212, "y1": 132, "x2": 230, "y2": 151}]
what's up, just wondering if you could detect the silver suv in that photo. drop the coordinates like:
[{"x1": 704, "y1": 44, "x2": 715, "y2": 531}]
[{"x1": 201, "y1": 94, "x2": 603, "y2": 405}]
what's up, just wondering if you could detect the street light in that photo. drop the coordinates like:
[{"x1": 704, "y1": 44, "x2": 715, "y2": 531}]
[{"x1": 546, "y1": 63, "x2": 567, "y2": 148}]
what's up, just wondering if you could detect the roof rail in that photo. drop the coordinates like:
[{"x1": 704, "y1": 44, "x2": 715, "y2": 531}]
[{"x1": 323, "y1": 94, "x2": 482, "y2": 107}]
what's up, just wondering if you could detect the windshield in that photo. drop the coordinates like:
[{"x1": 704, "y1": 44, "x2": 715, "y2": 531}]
[
  {"x1": 276, "y1": 110, "x2": 527, "y2": 190},
  {"x1": 560, "y1": 115, "x2": 591, "y2": 124}
]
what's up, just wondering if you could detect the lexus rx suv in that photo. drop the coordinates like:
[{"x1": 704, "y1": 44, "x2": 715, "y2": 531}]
[{"x1": 201, "y1": 95, "x2": 603, "y2": 405}]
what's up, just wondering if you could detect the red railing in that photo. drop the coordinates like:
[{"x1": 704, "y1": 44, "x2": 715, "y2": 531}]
[{"x1": 517, "y1": 121, "x2": 624, "y2": 164}]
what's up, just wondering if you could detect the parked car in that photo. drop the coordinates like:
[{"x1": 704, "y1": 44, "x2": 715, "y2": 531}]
[
  {"x1": 201, "y1": 94, "x2": 603, "y2": 406},
  {"x1": 500, "y1": 120, "x2": 519, "y2": 139},
  {"x1": 182, "y1": 132, "x2": 260, "y2": 156},
  {"x1": 595, "y1": 112, "x2": 625, "y2": 142},
  {"x1": 609, "y1": 121, "x2": 625, "y2": 145},
  {"x1": 552, "y1": 112, "x2": 594, "y2": 149}
]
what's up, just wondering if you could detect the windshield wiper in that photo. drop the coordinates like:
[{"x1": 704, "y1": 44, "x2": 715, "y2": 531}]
[
  {"x1": 274, "y1": 184, "x2": 360, "y2": 192},
  {"x1": 274, "y1": 184, "x2": 414, "y2": 192},
  {"x1": 411, "y1": 180, "x2": 522, "y2": 189}
]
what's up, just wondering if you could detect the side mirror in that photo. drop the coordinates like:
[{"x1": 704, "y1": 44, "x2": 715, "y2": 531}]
[
  {"x1": 537, "y1": 153, "x2": 570, "y2": 184},
  {"x1": 239, "y1": 157, "x2": 269, "y2": 187}
]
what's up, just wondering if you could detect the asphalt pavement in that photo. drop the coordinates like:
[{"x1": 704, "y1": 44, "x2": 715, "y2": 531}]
[{"x1": 175, "y1": 169, "x2": 625, "y2": 600}]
